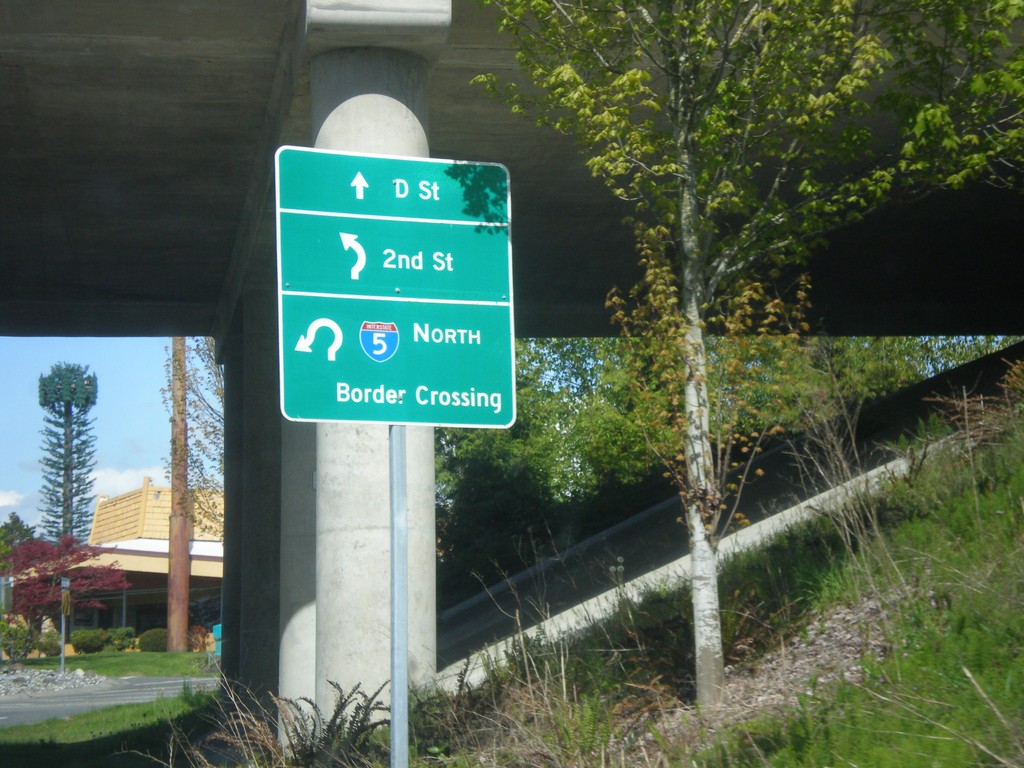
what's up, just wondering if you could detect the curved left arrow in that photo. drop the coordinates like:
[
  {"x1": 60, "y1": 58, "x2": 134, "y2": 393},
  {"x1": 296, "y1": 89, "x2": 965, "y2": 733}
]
[
  {"x1": 339, "y1": 232, "x2": 367, "y2": 280},
  {"x1": 295, "y1": 318, "x2": 343, "y2": 361}
]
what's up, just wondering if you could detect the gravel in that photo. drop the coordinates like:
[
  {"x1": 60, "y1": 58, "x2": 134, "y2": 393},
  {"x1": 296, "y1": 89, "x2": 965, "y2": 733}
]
[
  {"x1": 646, "y1": 592, "x2": 894, "y2": 752},
  {"x1": 0, "y1": 666, "x2": 106, "y2": 697}
]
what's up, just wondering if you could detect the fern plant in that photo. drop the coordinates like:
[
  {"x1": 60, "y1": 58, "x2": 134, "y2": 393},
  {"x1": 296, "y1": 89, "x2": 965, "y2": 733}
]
[{"x1": 278, "y1": 680, "x2": 390, "y2": 767}]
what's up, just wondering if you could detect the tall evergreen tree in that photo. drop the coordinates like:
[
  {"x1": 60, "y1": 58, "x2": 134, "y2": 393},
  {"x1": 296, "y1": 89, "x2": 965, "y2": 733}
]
[{"x1": 38, "y1": 362, "x2": 98, "y2": 540}]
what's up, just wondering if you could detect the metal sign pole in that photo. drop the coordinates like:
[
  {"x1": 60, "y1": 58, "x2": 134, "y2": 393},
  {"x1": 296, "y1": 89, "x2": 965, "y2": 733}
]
[
  {"x1": 60, "y1": 610, "x2": 66, "y2": 674},
  {"x1": 60, "y1": 576, "x2": 70, "y2": 674},
  {"x1": 389, "y1": 424, "x2": 409, "y2": 768}
]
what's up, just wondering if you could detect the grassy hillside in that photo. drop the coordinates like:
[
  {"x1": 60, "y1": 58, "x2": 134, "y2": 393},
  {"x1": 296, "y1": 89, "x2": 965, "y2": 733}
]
[
  {"x1": 405, "y1": 396, "x2": 1024, "y2": 767},
  {"x1": 697, "y1": 425, "x2": 1024, "y2": 766}
]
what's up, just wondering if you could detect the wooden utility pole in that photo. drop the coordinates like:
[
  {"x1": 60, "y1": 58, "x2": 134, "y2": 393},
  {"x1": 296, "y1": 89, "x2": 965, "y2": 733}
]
[{"x1": 168, "y1": 336, "x2": 191, "y2": 652}]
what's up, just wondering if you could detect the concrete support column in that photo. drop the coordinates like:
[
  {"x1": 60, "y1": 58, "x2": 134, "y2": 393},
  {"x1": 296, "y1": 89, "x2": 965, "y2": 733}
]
[
  {"x1": 238, "y1": 284, "x2": 283, "y2": 697},
  {"x1": 278, "y1": 420, "x2": 317, "y2": 702},
  {"x1": 220, "y1": 316, "x2": 244, "y2": 681},
  {"x1": 310, "y1": 47, "x2": 437, "y2": 710}
]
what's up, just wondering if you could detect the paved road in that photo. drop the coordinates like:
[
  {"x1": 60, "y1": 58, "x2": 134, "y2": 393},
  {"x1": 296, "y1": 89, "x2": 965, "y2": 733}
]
[{"x1": 0, "y1": 676, "x2": 220, "y2": 728}]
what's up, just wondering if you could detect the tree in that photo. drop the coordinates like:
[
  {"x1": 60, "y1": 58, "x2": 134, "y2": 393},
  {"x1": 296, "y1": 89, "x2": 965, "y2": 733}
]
[
  {"x1": 0, "y1": 512, "x2": 35, "y2": 574},
  {"x1": 795, "y1": 336, "x2": 1022, "y2": 409},
  {"x1": 38, "y1": 362, "x2": 98, "y2": 541},
  {"x1": 167, "y1": 336, "x2": 191, "y2": 653},
  {"x1": 481, "y1": 0, "x2": 1024, "y2": 705},
  {"x1": 163, "y1": 337, "x2": 224, "y2": 537},
  {"x1": 9, "y1": 535, "x2": 129, "y2": 634},
  {"x1": 436, "y1": 337, "x2": 666, "y2": 605}
]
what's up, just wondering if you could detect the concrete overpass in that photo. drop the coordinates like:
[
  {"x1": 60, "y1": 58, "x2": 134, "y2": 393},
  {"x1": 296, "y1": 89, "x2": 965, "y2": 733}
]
[
  {"x1": 4, "y1": 1, "x2": 1023, "y2": 341},
  {"x1": 3, "y1": 1, "x2": 1023, "y2": 711}
]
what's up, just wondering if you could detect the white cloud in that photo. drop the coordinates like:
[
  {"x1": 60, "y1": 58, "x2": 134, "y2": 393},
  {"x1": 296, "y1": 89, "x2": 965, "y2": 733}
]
[
  {"x1": 91, "y1": 466, "x2": 169, "y2": 498},
  {"x1": 0, "y1": 490, "x2": 26, "y2": 507}
]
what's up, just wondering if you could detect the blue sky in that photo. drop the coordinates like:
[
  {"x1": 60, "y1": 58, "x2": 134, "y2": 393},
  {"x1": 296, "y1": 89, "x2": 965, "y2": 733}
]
[{"x1": 0, "y1": 337, "x2": 172, "y2": 532}]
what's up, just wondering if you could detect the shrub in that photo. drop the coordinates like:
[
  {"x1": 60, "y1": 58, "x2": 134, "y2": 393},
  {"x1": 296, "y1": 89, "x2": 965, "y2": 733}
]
[
  {"x1": 71, "y1": 628, "x2": 108, "y2": 654},
  {"x1": 138, "y1": 627, "x2": 168, "y2": 653},
  {"x1": 36, "y1": 629, "x2": 62, "y2": 657},
  {"x1": 1, "y1": 615, "x2": 34, "y2": 662},
  {"x1": 188, "y1": 624, "x2": 209, "y2": 652},
  {"x1": 108, "y1": 626, "x2": 136, "y2": 651}
]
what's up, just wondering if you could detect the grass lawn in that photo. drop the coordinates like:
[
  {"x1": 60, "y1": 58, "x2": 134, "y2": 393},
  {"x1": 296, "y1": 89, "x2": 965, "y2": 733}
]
[
  {"x1": 0, "y1": 689, "x2": 219, "y2": 768},
  {"x1": 3, "y1": 653, "x2": 219, "y2": 768},
  {"x1": 21, "y1": 651, "x2": 218, "y2": 678}
]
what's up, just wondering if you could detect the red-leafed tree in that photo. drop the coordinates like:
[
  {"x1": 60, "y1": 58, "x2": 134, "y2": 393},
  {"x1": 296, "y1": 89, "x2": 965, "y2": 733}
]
[{"x1": 9, "y1": 535, "x2": 130, "y2": 631}]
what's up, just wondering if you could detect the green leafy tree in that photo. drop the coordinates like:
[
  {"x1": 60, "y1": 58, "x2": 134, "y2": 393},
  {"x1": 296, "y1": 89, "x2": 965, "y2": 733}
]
[
  {"x1": 796, "y1": 336, "x2": 1022, "y2": 408},
  {"x1": 481, "y1": 0, "x2": 1024, "y2": 705},
  {"x1": 38, "y1": 363, "x2": 98, "y2": 541},
  {"x1": 0, "y1": 512, "x2": 35, "y2": 574},
  {"x1": 436, "y1": 338, "x2": 665, "y2": 605},
  {"x1": 514, "y1": 337, "x2": 656, "y2": 503}
]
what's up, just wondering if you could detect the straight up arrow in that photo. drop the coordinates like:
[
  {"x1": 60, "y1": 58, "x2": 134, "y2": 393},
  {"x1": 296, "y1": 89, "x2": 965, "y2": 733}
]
[{"x1": 350, "y1": 171, "x2": 369, "y2": 200}]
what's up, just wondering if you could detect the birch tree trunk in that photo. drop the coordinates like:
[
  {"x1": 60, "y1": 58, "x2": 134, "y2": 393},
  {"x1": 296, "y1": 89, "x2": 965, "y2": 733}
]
[
  {"x1": 677, "y1": 132, "x2": 726, "y2": 707},
  {"x1": 682, "y1": 288, "x2": 725, "y2": 708}
]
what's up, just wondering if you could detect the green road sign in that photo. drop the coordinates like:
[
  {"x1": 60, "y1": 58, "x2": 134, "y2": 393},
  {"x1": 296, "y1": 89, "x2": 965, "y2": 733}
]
[{"x1": 275, "y1": 146, "x2": 515, "y2": 428}]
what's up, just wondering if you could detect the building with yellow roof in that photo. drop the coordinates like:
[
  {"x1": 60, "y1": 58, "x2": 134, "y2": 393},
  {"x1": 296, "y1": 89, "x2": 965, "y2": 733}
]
[{"x1": 81, "y1": 478, "x2": 222, "y2": 634}]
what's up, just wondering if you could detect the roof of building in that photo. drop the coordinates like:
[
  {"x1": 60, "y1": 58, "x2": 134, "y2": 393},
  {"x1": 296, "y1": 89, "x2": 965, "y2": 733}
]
[
  {"x1": 88, "y1": 478, "x2": 223, "y2": 579},
  {"x1": 90, "y1": 477, "x2": 222, "y2": 547}
]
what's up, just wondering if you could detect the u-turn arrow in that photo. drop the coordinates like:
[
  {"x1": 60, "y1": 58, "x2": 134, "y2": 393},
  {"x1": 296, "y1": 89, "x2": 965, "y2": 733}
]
[
  {"x1": 339, "y1": 232, "x2": 367, "y2": 280},
  {"x1": 295, "y1": 318, "x2": 343, "y2": 361}
]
